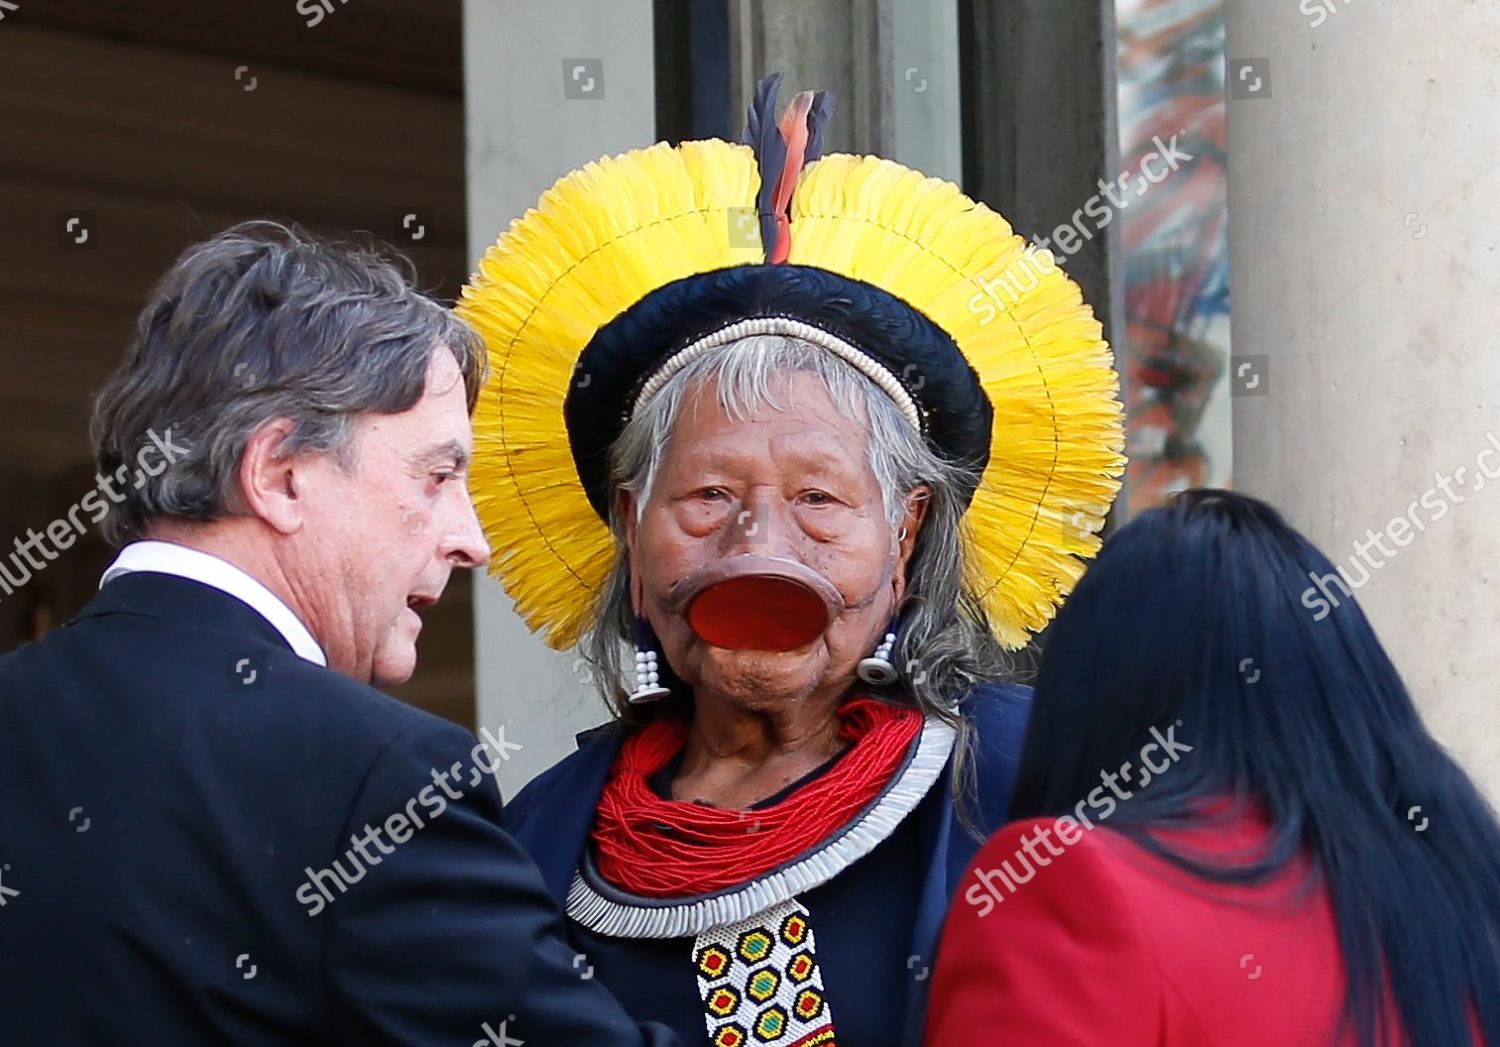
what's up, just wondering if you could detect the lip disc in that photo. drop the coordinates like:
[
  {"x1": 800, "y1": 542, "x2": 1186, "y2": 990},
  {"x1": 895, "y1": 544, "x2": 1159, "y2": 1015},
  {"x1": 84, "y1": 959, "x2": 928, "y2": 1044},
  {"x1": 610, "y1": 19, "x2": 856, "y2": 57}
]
[{"x1": 685, "y1": 574, "x2": 830, "y2": 652}]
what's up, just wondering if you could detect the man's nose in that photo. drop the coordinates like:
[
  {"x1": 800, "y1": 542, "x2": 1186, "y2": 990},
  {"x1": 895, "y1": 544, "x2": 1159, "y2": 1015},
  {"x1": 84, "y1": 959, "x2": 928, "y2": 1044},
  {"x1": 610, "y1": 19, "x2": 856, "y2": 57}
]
[
  {"x1": 443, "y1": 485, "x2": 492, "y2": 569},
  {"x1": 721, "y1": 495, "x2": 795, "y2": 556}
]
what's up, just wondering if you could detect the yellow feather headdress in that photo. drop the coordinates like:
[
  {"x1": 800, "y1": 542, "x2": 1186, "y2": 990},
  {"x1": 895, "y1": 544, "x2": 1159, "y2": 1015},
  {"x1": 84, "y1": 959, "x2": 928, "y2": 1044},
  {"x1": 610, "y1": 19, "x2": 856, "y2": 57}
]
[{"x1": 457, "y1": 82, "x2": 1125, "y2": 652}]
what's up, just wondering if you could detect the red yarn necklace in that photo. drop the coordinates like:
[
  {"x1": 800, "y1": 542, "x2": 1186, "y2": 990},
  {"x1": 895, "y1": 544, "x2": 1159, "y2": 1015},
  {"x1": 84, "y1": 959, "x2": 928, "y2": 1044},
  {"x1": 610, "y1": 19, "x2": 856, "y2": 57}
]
[{"x1": 591, "y1": 696, "x2": 923, "y2": 897}]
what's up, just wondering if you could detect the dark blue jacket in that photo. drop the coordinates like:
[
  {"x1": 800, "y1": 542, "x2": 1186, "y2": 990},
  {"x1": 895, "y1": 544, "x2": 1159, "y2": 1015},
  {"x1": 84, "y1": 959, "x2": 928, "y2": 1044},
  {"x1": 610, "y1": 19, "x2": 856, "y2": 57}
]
[
  {"x1": 0, "y1": 572, "x2": 673, "y2": 1046},
  {"x1": 506, "y1": 681, "x2": 1032, "y2": 1045}
]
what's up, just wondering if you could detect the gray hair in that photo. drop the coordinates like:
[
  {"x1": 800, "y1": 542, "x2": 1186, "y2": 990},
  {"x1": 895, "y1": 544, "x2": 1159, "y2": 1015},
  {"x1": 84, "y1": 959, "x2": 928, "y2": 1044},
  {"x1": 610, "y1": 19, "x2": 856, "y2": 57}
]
[
  {"x1": 583, "y1": 335, "x2": 1020, "y2": 761},
  {"x1": 90, "y1": 220, "x2": 485, "y2": 544}
]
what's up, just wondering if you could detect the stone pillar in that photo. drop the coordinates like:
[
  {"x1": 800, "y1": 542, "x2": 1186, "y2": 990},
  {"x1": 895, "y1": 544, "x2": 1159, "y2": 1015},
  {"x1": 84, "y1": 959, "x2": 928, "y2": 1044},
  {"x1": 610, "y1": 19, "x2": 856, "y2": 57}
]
[
  {"x1": 891, "y1": 0, "x2": 963, "y2": 184},
  {"x1": 726, "y1": 0, "x2": 894, "y2": 155},
  {"x1": 1226, "y1": 0, "x2": 1500, "y2": 797},
  {"x1": 463, "y1": 0, "x2": 656, "y2": 797}
]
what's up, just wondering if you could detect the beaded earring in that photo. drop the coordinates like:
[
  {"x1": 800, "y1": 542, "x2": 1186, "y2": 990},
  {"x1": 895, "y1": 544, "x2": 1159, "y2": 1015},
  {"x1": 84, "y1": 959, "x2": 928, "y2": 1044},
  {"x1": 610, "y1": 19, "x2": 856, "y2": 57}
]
[
  {"x1": 856, "y1": 616, "x2": 901, "y2": 686},
  {"x1": 627, "y1": 615, "x2": 672, "y2": 704}
]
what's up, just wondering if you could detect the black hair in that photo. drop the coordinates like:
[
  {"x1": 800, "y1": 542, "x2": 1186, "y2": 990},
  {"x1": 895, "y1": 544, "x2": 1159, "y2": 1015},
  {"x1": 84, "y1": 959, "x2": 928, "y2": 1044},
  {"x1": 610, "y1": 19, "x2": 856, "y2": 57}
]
[{"x1": 1012, "y1": 488, "x2": 1500, "y2": 1046}]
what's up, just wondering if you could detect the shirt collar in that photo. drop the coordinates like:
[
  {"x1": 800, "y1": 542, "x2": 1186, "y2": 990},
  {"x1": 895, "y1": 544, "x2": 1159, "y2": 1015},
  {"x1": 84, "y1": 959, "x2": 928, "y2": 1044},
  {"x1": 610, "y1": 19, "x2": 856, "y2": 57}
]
[{"x1": 100, "y1": 540, "x2": 328, "y2": 667}]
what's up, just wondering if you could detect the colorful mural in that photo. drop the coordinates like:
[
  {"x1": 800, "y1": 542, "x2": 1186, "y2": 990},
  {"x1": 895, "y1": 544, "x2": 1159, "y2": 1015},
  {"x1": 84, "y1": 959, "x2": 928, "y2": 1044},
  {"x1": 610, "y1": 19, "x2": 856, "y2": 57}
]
[{"x1": 1117, "y1": 0, "x2": 1231, "y2": 513}]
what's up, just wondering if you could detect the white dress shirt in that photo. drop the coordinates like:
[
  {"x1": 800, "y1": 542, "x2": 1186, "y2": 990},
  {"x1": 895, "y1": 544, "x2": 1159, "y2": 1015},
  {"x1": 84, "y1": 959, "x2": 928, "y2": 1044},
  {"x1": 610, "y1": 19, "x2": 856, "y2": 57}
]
[{"x1": 100, "y1": 540, "x2": 328, "y2": 667}]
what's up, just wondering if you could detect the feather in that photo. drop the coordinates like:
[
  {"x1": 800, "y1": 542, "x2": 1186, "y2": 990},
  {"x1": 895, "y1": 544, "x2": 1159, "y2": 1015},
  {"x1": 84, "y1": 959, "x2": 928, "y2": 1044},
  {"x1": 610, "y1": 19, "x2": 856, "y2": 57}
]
[
  {"x1": 742, "y1": 73, "x2": 787, "y2": 261},
  {"x1": 805, "y1": 91, "x2": 835, "y2": 163},
  {"x1": 457, "y1": 136, "x2": 1124, "y2": 651},
  {"x1": 768, "y1": 90, "x2": 816, "y2": 263},
  {"x1": 457, "y1": 140, "x2": 761, "y2": 648},
  {"x1": 790, "y1": 154, "x2": 1125, "y2": 644}
]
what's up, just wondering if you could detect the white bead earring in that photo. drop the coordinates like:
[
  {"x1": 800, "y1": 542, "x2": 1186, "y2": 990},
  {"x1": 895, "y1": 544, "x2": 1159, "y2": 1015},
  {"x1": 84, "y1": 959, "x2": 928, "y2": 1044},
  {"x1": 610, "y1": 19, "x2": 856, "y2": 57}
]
[
  {"x1": 627, "y1": 615, "x2": 672, "y2": 704},
  {"x1": 857, "y1": 617, "x2": 900, "y2": 686}
]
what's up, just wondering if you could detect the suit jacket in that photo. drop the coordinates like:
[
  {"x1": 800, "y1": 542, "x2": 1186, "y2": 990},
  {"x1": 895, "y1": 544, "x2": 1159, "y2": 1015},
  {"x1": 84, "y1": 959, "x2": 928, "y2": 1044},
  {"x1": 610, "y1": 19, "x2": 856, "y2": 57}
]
[
  {"x1": 505, "y1": 682, "x2": 1033, "y2": 1045},
  {"x1": 0, "y1": 572, "x2": 673, "y2": 1046},
  {"x1": 927, "y1": 812, "x2": 1366, "y2": 1045}
]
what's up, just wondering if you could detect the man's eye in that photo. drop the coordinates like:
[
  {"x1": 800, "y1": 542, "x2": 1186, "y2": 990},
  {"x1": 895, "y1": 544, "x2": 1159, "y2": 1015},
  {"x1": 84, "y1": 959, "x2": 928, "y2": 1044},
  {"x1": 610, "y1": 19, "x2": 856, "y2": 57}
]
[
  {"x1": 432, "y1": 472, "x2": 458, "y2": 486},
  {"x1": 697, "y1": 487, "x2": 727, "y2": 500},
  {"x1": 801, "y1": 490, "x2": 833, "y2": 506}
]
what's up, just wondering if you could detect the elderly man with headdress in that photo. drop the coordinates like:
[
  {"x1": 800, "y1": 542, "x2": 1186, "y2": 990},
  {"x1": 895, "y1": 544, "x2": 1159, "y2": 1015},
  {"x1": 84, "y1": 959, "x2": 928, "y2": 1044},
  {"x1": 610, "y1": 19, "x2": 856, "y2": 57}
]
[{"x1": 457, "y1": 76, "x2": 1126, "y2": 1047}]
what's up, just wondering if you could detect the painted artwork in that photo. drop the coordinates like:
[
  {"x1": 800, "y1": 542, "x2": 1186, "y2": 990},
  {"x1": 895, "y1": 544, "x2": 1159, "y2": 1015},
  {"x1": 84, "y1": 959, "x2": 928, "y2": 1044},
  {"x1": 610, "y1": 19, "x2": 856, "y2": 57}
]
[{"x1": 1116, "y1": 0, "x2": 1231, "y2": 513}]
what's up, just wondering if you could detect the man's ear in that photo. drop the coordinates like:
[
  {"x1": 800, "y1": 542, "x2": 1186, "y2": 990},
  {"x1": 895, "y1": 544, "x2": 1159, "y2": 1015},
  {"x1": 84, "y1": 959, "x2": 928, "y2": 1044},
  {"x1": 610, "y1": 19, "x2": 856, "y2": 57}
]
[
  {"x1": 616, "y1": 489, "x2": 644, "y2": 613},
  {"x1": 891, "y1": 485, "x2": 932, "y2": 603},
  {"x1": 617, "y1": 489, "x2": 641, "y2": 549},
  {"x1": 237, "y1": 418, "x2": 306, "y2": 535}
]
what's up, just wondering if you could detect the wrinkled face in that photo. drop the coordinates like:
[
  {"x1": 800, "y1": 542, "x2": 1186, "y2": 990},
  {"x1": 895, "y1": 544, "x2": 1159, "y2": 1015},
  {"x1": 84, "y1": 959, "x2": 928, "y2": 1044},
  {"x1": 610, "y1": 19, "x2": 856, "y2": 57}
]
[
  {"x1": 623, "y1": 372, "x2": 924, "y2": 710},
  {"x1": 296, "y1": 350, "x2": 490, "y2": 686}
]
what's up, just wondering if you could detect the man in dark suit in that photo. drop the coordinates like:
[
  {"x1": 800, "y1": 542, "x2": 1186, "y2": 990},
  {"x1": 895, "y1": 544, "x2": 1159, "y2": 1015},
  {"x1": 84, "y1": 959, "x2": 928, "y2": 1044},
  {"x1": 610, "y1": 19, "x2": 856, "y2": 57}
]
[{"x1": 0, "y1": 222, "x2": 674, "y2": 1045}]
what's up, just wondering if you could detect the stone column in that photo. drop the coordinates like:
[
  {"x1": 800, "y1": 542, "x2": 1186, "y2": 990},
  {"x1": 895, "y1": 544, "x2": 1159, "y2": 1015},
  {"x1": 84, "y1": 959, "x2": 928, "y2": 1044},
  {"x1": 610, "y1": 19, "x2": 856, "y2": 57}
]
[
  {"x1": 464, "y1": 0, "x2": 656, "y2": 796},
  {"x1": 1226, "y1": 0, "x2": 1500, "y2": 797},
  {"x1": 726, "y1": 0, "x2": 894, "y2": 156}
]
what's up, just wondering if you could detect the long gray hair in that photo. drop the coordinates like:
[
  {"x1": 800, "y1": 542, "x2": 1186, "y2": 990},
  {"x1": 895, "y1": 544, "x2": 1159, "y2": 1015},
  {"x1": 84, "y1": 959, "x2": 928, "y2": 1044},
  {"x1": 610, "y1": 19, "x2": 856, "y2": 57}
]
[{"x1": 581, "y1": 335, "x2": 1020, "y2": 764}]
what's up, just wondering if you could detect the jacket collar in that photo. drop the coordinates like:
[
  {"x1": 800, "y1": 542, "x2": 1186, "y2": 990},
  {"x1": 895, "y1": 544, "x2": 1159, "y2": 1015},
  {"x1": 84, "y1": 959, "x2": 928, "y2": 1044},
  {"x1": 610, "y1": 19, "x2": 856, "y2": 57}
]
[
  {"x1": 99, "y1": 541, "x2": 326, "y2": 665},
  {"x1": 71, "y1": 571, "x2": 297, "y2": 659}
]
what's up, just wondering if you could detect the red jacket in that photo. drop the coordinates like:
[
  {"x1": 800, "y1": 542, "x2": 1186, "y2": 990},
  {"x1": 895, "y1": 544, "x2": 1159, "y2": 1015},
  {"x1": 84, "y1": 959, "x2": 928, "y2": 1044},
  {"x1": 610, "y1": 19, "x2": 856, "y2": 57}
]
[{"x1": 927, "y1": 813, "x2": 1381, "y2": 1045}]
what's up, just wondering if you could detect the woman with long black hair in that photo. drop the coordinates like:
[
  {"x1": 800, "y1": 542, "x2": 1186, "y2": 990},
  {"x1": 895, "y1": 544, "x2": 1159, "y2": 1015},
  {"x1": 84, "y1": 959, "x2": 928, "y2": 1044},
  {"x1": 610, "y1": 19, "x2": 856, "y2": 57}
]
[{"x1": 926, "y1": 489, "x2": 1498, "y2": 1045}]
